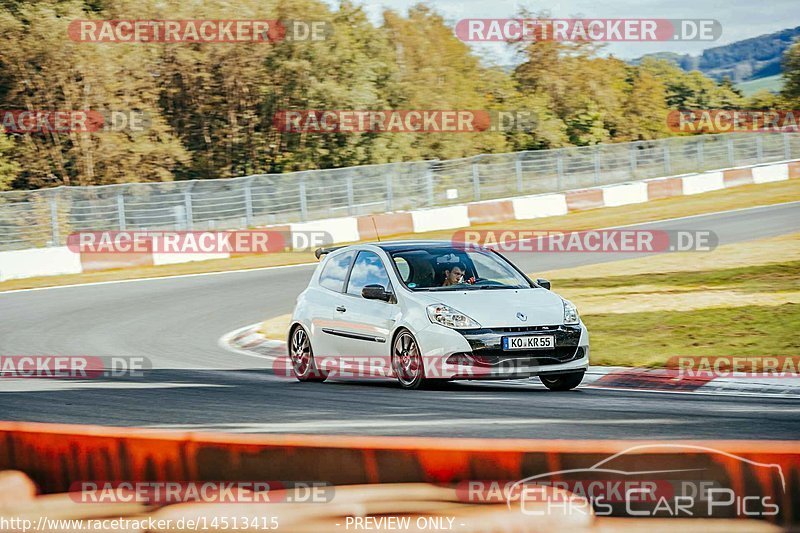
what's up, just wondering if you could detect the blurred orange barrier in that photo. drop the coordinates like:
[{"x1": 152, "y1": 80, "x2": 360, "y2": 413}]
[
  {"x1": 356, "y1": 213, "x2": 415, "y2": 240},
  {"x1": 788, "y1": 161, "x2": 800, "y2": 179},
  {"x1": 723, "y1": 168, "x2": 754, "y2": 187},
  {"x1": 467, "y1": 200, "x2": 515, "y2": 224},
  {"x1": 0, "y1": 422, "x2": 797, "y2": 526},
  {"x1": 646, "y1": 176, "x2": 684, "y2": 199},
  {"x1": 565, "y1": 188, "x2": 604, "y2": 211}
]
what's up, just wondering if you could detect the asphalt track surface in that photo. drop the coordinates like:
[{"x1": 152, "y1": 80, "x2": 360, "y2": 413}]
[{"x1": 0, "y1": 202, "x2": 798, "y2": 439}]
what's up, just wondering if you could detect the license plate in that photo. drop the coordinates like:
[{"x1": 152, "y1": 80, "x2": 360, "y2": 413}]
[{"x1": 502, "y1": 335, "x2": 555, "y2": 350}]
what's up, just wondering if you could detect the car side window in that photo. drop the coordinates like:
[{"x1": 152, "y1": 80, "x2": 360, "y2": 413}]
[
  {"x1": 346, "y1": 251, "x2": 391, "y2": 297},
  {"x1": 319, "y1": 251, "x2": 355, "y2": 292},
  {"x1": 394, "y1": 257, "x2": 411, "y2": 282}
]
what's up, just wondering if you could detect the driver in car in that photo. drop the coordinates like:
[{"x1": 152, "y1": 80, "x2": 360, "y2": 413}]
[{"x1": 442, "y1": 263, "x2": 467, "y2": 286}]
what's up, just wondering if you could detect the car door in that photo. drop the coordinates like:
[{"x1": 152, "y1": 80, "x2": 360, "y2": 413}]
[
  {"x1": 312, "y1": 249, "x2": 356, "y2": 360},
  {"x1": 331, "y1": 250, "x2": 399, "y2": 376}
]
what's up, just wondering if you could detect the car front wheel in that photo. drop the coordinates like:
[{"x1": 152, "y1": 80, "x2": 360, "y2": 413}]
[
  {"x1": 540, "y1": 371, "x2": 584, "y2": 391},
  {"x1": 289, "y1": 326, "x2": 328, "y2": 382},
  {"x1": 392, "y1": 330, "x2": 428, "y2": 390}
]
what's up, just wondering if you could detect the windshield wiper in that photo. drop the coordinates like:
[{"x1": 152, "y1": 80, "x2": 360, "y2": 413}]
[
  {"x1": 416, "y1": 285, "x2": 480, "y2": 291},
  {"x1": 417, "y1": 284, "x2": 525, "y2": 291}
]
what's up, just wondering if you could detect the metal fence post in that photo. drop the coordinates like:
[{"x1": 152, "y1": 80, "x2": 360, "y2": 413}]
[
  {"x1": 299, "y1": 177, "x2": 308, "y2": 222},
  {"x1": 697, "y1": 137, "x2": 704, "y2": 170},
  {"x1": 727, "y1": 136, "x2": 735, "y2": 166},
  {"x1": 426, "y1": 167, "x2": 434, "y2": 206},
  {"x1": 515, "y1": 156, "x2": 523, "y2": 193},
  {"x1": 385, "y1": 173, "x2": 394, "y2": 211},
  {"x1": 663, "y1": 142, "x2": 671, "y2": 175},
  {"x1": 556, "y1": 150, "x2": 564, "y2": 190},
  {"x1": 756, "y1": 135, "x2": 763, "y2": 163},
  {"x1": 116, "y1": 192, "x2": 126, "y2": 231},
  {"x1": 184, "y1": 182, "x2": 195, "y2": 230},
  {"x1": 49, "y1": 193, "x2": 59, "y2": 246},
  {"x1": 471, "y1": 159, "x2": 481, "y2": 201},
  {"x1": 784, "y1": 133, "x2": 792, "y2": 160},
  {"x1": 556, "y1": 148, "x2": 564, "y2": 191},
  {"x1": 593, "y1": 147, "x2": 601, "y2": 185},
  {"x1": 243, "y1": 179, "x2": 254, "y2": 227},
  {"x1": 629, "y1": 143, "x2": 637, "y2": 175},
  {"x1": 346, "y1": 175, "x2": 355, "y2": 215}
]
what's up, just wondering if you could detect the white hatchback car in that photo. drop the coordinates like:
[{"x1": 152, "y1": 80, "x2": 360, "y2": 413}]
[{"x1": 288, "y1": 241, "x2": 589, "y2": 390}]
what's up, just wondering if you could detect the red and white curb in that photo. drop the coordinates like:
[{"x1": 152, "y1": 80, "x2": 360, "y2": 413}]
[
  {"x1": 218, "y1": 322, "x2": 286, "y2": 361},
  {"x1": 221, "y1": 323, "x2": 800, "y2": 398},
  {"x1": 585, "y1": 366, "x2": 800, "y2": 398}
]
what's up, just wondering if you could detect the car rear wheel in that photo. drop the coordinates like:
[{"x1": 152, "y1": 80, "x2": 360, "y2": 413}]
[
  {"x1": 289, "y1": 326, "x2": 327, "y2": 382},
  {"x1": 540, "y1": 371, "x2": 584, "y2": 391},
  {"x1": 392, "y1": 330, "x2": 428, "y2": 390}
]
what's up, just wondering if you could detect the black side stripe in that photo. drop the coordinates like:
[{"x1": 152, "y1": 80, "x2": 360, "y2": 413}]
[{"x1": 321, "y1": 328, "x2": 386, "y2": 343}]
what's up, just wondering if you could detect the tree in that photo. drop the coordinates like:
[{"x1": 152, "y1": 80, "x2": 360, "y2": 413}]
[
  {"x1": 616, "y1": 69, "x2": 669, "y2": 141},
  {"x1": 0, "y1": 128, "x2": 20, "y2": 190},
  {"x1": 639, "y1": 58, "x2": 743, "y2": 109},
  {"x1": 781, "y1": 39, "x2": 800, "y2": 105},
  {"x1": 380, "y1": 4, "x2": 508, "y2": 160},
  {"x1": 0, "y1": 0, "x2": 188, "y2": 188}
]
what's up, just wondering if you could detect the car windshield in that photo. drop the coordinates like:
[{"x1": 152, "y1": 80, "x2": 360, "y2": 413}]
[{"x1": 390, "y1": 247, "x2": 531, "y2": 291}]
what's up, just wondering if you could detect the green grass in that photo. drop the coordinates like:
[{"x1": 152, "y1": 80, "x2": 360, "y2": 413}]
[
  {"x1": 567, "y1": 259, "x2": 800, "y2": 367},
  {"x1": 585, "y1": 303, "x2": 800, "y2": 368},
  {"x1": 736, "y1": 74, "x2": 784, "y2": 96},
  {"x1": 554, "y1": 261, "x2": 800, "y2": 294}
]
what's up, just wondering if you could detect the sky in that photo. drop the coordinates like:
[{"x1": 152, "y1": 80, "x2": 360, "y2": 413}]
[{"x1": 326, "y1": 0, "x2": 800, "y2": 64}]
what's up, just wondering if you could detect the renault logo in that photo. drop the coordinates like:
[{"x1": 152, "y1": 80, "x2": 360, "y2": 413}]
[{"x1": 516, "y1": 312, "x2": 527, "y2": 321}]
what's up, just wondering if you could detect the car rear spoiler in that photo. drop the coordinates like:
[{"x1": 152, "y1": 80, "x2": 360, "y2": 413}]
[{"x1": 314, "y1": 246, "x2": 345, "y2": 260}]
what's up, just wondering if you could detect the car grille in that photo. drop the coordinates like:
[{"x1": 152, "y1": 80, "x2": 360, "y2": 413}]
[
  {"x1": 460, "y1": 325, "x2": 562, "y2": 334},
  {"x1": 448, "y1": 346, "x2": 584, "y2": 366},
  {"x1": 455, "y1": 325, "x2": 583, "y2": 367}
]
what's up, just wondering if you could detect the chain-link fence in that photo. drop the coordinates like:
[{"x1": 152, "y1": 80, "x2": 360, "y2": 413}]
[{"x1": 0, "y1": 132, "x2": 797, "y2": 250}]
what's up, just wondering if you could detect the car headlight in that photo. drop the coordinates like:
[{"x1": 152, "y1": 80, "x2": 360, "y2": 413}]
[
  {"x1": 426, "y1": 304, "x2": 481, "y2": 329},
  {"x1": 563, "y1": 299, "x2": 580, "y2": 325}
]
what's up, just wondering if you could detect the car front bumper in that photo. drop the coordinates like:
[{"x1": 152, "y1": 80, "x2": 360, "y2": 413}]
[{"x1": 414, "y1": 322, "x2": 589, "y2": 380}]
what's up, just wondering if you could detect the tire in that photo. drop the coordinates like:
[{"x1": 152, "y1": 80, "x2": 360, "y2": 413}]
[
  {"x1": 289, "y1": 326, "x2": 328, "y2": 382},
  {"x1": 392, "y1": 329, "x2": 429, "y2": 390},
  {"x1": 540, "y1": 371, "x2": 584, "y2": 391}
]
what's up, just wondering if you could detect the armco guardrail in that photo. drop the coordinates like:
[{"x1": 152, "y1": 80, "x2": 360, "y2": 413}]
[
  {"x1": 1, "y1": 132, "x2": 798, "y2": 251},
  {"x1": 0, "y1": 422, "x2": 796, "y2": 527}
]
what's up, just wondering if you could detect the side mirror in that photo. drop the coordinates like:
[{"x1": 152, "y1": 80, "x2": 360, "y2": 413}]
[
  {"x1": 362, "y1": 284, "x2": 393, "y2": 302},
  {"x1": 536, "y1": 278, "x2": 551, "y2": 290}
]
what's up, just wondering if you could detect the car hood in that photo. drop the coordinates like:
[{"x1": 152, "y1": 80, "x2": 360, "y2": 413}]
[{"x1": 414, "y1": 288, "x2": 567, "y2": 327}]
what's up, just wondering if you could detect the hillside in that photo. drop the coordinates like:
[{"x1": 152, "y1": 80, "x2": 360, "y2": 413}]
[
  {"x1": 735, "y1": 74, "x2": 784, "y2": 96},
  {"x1": 632, "y1": 26, "x2": 800, "y2": 85}
]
